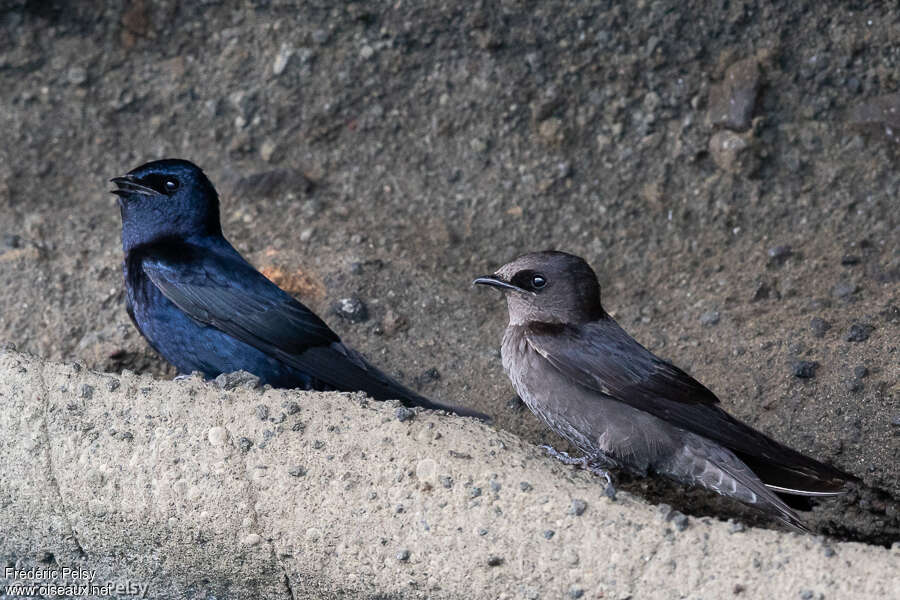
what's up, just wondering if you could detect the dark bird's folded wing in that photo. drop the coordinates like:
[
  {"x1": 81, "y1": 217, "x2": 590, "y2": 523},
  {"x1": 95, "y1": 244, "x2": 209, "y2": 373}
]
[
  {"x1": 139, "y1": 242, "x2": 487, "y2": 419},
  {"x1": 524, "y1": 319, "x2": 855, "y2": 494}
]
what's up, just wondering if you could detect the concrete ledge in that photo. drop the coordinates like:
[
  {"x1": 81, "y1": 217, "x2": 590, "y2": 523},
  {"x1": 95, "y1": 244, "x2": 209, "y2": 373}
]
[{"x1": 1, "y1": 348, "x2": 896, "y2": 599}]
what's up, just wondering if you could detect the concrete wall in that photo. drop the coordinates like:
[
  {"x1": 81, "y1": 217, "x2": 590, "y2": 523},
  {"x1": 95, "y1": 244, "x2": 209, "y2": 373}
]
[{"x1": 1, "y1": 348, "x2": 896, "y2": 599}]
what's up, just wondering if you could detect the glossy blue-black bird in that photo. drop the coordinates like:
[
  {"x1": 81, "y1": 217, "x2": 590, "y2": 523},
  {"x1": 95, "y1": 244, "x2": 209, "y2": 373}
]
[{"x1": 112, "y1": 158, "x2": 486, "y2": 419}]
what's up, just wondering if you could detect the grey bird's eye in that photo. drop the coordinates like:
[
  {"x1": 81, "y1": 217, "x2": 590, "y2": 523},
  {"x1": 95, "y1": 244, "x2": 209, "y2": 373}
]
[
  {"x1": 164, "y1": 177, "x2": 179, "y2": 192},
  {"x1": 531, "y1": 274, "x2": 547, "y2": 289}
]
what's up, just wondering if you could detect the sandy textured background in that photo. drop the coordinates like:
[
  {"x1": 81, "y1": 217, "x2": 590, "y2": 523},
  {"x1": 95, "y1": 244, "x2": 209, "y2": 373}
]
[{"x1": 0, "y1": 0, "x2": 897, "y2": 565}]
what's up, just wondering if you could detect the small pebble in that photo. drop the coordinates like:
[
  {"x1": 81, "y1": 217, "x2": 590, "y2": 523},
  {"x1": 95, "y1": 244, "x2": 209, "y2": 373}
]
[
  {"x1": 439, "y1": 475, "x2": 453, "y2": 489},
  {"x1": 332, "y1": 296, "x2": 369, "y2": 322},
  {"x1": 569, "y1": 587, "x2": 585, "y2": 599},
  {"x1": 823, "y1": 546, "x2": 836, "y2": 557},
  {"x1": 729, "y1": 521, "x2": 746, "y2": 533},
  {"x1": 470, "y1": 487, "x2": 482, "y2": 498},
  {"x1": 284, "y1": 401, "x2": 301, "y2": 415},
  {"x1": 478, "y1": 528, "x2": 488, "y2": 536},
  {"x1": 854, "y1": 366, "x2": 868, "y2": 378},
  {"x1": 671, "y1": 513, "x2": 689, "y2": 531},
  {"x1": 288, "y1": 466, "x2": 307, "y2": 477},
  {"x1": 699, "y1": 311, "x2": 720, "y2": 327},
  {"x1": 239, "y1": 437, "x2": 253, "y2": 452},
  {"x1": 767, "y1": 245, "x2": 792, "y2": 262},
  {"x1": 568, "y1": 499, "x2": 587, "y2": 516},
  {"x1": 519, "y1": 481, "x2": 533, "y2": 492},
  {"x1": 106, "y1": 379, "x2": 120, "y2": 392},
  {"x1": 80, "y1": 384, "x2": 93, "y2": 399},
  {"x1": 845, "y1": 323, "x2": 873, "y2": 342},
  {"x1": 395, "y1": 407, "x2": 415, "y2": 422},
  {"x1": 255, "y1": 404, "x2": 270, "y2": 420},
  {"x1": 792, "y1": 361, "x2": 819, "y2": 379},
  {"x1": 543, "y1": 530, "x2": 555, "y2": 539},
  {"x1": 486, "y1": 555, "x2": 504, "y2": 567},
  {"x1": 313, "y1": 440, "x2": 325, "y2": 449},
  {"x1": 215, "y1": 370, "x2": 260, "y2": 390},
  {"x1": 207, "y1": 427, "x2": 228, "y2": 446},
  {"x1": 489, "y1": 479, "x2": 501, "y2": 493},
  {"x1": 809, "y1": 317, "x2": 831, "y2": 338},
  {"x1": 841, "y1": 255, "x2": 861, "y2": 265},
  {"x1": 831, "y1": 281, "x2": 858, "y2": 299},
  {"x1": 396, "y1": 549, "x2": 410, "y2": 562},
  {"x1": 889, "y1": 416, "x2": 900, "y2": 428}
]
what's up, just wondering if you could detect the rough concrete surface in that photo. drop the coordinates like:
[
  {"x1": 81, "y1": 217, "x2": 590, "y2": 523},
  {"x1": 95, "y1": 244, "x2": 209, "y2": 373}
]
[
  {"x1": 1, "y1": 348, "x2": 898, "y2": 599},
  {"x1": 0, "y1": 0, "x2": 898, "y2": 595}
]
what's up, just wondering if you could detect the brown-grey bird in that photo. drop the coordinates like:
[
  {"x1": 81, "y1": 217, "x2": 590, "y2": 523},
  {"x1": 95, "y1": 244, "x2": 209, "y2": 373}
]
[{"x1": 474, "y1": 250, "x2": 856, "y2": 531}]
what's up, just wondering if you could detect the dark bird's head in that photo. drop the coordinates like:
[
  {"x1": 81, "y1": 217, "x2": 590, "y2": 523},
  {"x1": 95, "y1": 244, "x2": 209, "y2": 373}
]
[
  {"x1": 474, "y1": 251, "x2": 605, "y2": 325},
  {"x1": 112, "y1": 159, "x2": 222, "y2": 252}
]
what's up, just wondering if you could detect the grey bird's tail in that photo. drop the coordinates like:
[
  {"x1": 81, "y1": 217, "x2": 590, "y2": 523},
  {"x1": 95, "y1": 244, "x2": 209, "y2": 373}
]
[{"x1": 659, "y1": 433, "x2": 818, "y2": 532}]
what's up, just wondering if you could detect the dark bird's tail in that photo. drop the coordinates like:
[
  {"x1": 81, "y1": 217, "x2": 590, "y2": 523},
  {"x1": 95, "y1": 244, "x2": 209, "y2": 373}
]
[{"x1": 284, "y1": 342, "x2": 491, "y2": 420}]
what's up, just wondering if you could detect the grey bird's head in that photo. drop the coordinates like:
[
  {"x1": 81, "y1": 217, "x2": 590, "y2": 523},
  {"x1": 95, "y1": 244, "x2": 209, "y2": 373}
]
[
  {"x1": 111, "y1": 158, "x2": 222, "y2": 252},
  {"x1": 473, "y1": 251, "x2": 605, "y2": 325}
]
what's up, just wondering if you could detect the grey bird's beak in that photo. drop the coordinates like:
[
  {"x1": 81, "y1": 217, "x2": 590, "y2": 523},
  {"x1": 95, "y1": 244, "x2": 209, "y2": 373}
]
[
  {"x1": 110, "y1": 175, "x2": 161, "y2": 198},
  {"x1": 472, "y1": 275, "x2": 529, "y2": 294}
]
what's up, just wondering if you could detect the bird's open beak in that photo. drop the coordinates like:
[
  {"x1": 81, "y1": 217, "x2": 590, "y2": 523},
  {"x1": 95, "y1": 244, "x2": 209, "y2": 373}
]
[
  {"x1": 472, "y1": 275, "x2": 528, "y2": 294},
  {"x1": 110, "y1": 175, "x2": 160, "y2": 198}
]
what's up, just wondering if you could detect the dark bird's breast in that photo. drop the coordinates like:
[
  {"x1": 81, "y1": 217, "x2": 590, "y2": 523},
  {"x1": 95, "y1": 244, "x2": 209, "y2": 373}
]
[{"x1": 123, "y1": 255, "x2": 317, "y2": 389}]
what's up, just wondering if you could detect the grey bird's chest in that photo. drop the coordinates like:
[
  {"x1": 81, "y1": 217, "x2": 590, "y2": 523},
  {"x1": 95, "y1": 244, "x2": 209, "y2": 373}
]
[{"x1": 501, "y1": 325, "x2": 672, "y2": 473}]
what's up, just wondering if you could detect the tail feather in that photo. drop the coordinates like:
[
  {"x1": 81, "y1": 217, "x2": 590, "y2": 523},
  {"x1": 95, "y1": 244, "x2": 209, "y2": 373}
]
[{"x1": 661, "y1": 434, "x2": 812, "y2": 532}]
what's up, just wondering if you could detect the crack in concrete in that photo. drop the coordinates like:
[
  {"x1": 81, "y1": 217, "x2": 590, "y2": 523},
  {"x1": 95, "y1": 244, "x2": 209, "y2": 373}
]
[
  {"x1": 36, "y1": 362, "x2": 86, "y2": 558},
  {"x1": 222, "y1": 423, "x2": 296, "y2": 599}
]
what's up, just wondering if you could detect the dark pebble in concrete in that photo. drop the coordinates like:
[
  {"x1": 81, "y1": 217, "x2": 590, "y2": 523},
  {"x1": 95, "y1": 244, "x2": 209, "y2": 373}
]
[
  {"x1": 396, "y1": 549, "x2": 410, "y2": 562},
  {"x1": 288, "y1": 466, "x2": 307, "y2": 477},
  {"x1": 809, "y1": 317, "x2": 830, "y2": 338},
  {"x1": 841, "y1": 255, "x2": 861, "y2": 265},
  {"x1": 216, "y1": 370, "x2": 260, "y2": 390},
  {"x1": 255, "y1": 404, "x2": 269, "y2": 420},
  {"x1": 395, "y1": 406, "x2": 415, "y2": 422},
  {"x1": 520, "y1": 481, "x2": 533, "y2": 492},
  {"x1": 543, "y1": 530, "x2": 555, "y2": 539},
  {"x1": 568, "y1": 499, "x2": 587, "y2": 516},
  {"x1": 239, "y1": 437, "x2": 253, "y2": 452},
  {"x1": 792, "y1": 360, "x2": 819, "y2": 378},
  {"x1": 487, "y1": 555, "x2": 504, "y2": 567},
  {"x1": 331, "y1": 296, "x2": 368, "y2": 322},
  {"x1": 439, "y1": 475, "x2": 453, "y2": 488},
  {"x1": 671, "y1": 512, "x2": 689, "y2": 531},
  {"x1": 854, "y1": 366, "x2": 869, "y2": 378},
  {"x1": 470, "y1": 487, "x2": 482, "y2": 498},
  {"x1": 80, "y1": 384, "x2": 93, "y2": 399},
  {"x1": 845, "y1": 323, "x2": 873, "y2": 342},
  {"x1": 284, "y1": 401, "x2": 300, "y2": 415}
]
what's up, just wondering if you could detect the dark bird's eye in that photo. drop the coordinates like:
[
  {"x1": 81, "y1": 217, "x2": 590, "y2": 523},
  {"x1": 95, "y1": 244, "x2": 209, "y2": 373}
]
[
  {"x1": 531, "y1": 274, "x2": 547, "y2": 289},
  {"x1": 164, "y1": 177, "x2": 179, "y2": 192}
]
